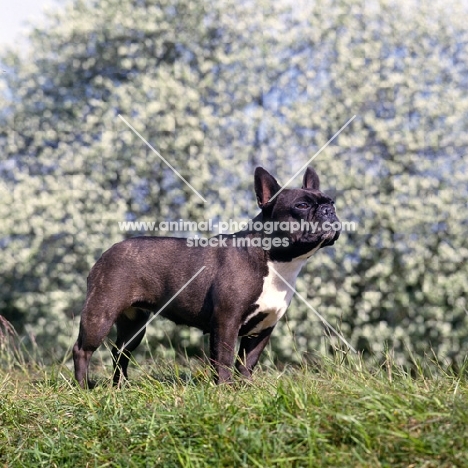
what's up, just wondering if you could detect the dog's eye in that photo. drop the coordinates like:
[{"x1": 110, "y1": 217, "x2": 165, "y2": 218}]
[{"x1": 295, "y1": 202, "x2": 310, "y2": 210}]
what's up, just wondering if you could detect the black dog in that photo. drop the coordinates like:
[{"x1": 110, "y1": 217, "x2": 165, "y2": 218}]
[{"x1": 73, "y1": 167, "x2": 340, "y2": 386}]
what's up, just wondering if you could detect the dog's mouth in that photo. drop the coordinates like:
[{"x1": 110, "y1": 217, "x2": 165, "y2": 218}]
[
  {"x1": 322, "y1": 230, "x2": 340, "y2": 246},
  {"x1": 295, "y1": 221, "x2": 340, "y2": 247}
]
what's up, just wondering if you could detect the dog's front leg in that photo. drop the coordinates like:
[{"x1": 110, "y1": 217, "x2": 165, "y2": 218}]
[
  {"x1": 209, "y1": 314, "x2": 239, "y2": 384},
  {"x1": 235, "y1": 327, "x2": 274, "y2": 379}
]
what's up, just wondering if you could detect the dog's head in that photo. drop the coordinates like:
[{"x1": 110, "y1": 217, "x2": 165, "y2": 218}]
[{"x1": 254, "y1": 166, "x2": 340, "y2": 259}]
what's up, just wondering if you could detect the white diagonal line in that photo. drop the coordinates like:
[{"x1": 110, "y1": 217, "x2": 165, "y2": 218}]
[
  {"x1": 268, "y1": 115, "x2": 357, "y2": 203},
  {"x1": 118, "y1": 114, "x2": 207, "y2": 203},
  {"x1": 270, "y1": 265, "x2": 357, "y2": 353},
  {"x1": 119, "y1": 266, "x2": 206, "y2": 351}
]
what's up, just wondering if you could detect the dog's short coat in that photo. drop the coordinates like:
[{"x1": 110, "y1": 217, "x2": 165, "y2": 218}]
[{"x1": 73, "y1": 167, "x2": 340, "y2": 386}]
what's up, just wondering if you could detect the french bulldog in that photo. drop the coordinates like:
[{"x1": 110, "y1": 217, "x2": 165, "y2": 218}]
[{"x1": 73, "y1": 166, "x2": 340, "y2": 387}]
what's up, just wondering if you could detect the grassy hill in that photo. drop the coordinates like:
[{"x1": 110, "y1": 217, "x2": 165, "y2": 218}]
[{"x1": 1, "y1": 341, "x2": 467, "y2": 467}]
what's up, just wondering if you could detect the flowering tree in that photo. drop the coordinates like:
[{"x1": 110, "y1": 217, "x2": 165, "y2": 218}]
[{"x1": 1, "y1": 0, "x2": 467, "y2": 366}]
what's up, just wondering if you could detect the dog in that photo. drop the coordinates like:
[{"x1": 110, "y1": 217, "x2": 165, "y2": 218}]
[{"x1": 73, "y1": 166, "x2": 340, "y2": 386}]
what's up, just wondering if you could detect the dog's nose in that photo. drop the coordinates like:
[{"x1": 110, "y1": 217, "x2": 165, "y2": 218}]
[{"x1": 320, "y1": 205, "x2": 334, "y2": 217}]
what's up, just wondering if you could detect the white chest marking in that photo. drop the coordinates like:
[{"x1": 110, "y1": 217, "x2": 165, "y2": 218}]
[
  {"x1": 245, "y1": 259, "x2": 305, "y2": 335},
  {"x1": 243, "y1": 242, "x2": 324, "y2": 336}
]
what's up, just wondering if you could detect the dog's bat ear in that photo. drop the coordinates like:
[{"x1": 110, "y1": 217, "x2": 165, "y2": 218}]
[
  {"x1": 254, "y1": 167, "x2": 281, "y2": 208},
  {"x1": 302, "y1": 166, "x2": 320, "y2": 190}
]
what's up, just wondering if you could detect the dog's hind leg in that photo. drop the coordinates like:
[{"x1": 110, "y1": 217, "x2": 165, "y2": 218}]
[
  {"x1": 112, "y1": 308, "x2": 150, "y2": 386},
  {"x1": 73, "y1": 324, "x2": 113, "y2": 388},
  {"x1": 73, "y1": 304, "x2": 118, "y2": 388}
]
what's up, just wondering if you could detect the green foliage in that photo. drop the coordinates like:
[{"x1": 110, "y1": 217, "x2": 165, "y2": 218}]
[{"x1": 0, "y1": 0, "x2": 467, "y2": 365}]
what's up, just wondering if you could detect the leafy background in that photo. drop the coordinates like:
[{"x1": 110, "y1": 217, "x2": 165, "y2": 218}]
[{"x1": 1, "y1": 0, "x2": 467, "y2": 368}]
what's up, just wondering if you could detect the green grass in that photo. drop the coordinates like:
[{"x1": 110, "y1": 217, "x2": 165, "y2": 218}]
[{"x1": 1, "y1": 352, "x2": 467, "y2": 468}]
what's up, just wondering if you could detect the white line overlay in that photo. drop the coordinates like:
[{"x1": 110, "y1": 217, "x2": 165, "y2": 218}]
[
  {"x1": 118, "y1": 266, "x2": 206, "y2": 352},
  {"x1": 270, "y1": 265, "x2": 357, "y2": 353},
  {"x1": 268, "y1": 114, "x2": 357, "y2": 203},
  {"x1": 118, "y1": 114, "x2": 207, "y2": 203}
]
